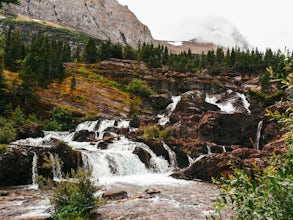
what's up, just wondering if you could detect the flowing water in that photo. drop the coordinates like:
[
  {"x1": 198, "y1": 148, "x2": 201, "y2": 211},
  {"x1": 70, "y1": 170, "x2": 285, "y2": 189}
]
[
  {"x1": 205, "y1": 91, "x2": 251, "y2": 114},
  {"x1": 158, "y1": 96, "x2": 182, "y2": 126},
  {"x1": 4, "y1": 118, "x2": 228, "y2": 219},
  {"x1": 255, "y1": 120, "x2": 263, "y2": 150}
]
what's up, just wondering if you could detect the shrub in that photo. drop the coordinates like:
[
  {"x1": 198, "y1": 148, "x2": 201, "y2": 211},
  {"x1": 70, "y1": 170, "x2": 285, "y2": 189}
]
[
  {"x1": 0, "y1": 144, "x2": 8, "y2": 154},
  {"x1": 213, "y1": 146, "x2": 293, "y2": 220},
  {"x1": 51, "y1": 168, "x2": 103, "y2": 220},
  {"x1": 126, "y1": 78, "x2": 154, "y2": 97},
  {"x1": 143, "y1": 125, "x2": 174, "y2": 143},
  {"x1": 44, "y1": 107, "x2": 72, "y2": 131},
  {"x1": 143, "y1": 125, "x2": 160, "y2": 141},
  {"x1": 213, "y1": 107, "x2": 293, "y2": 220},
  {"x1": 0, "y1": 117, "x2": 16, "y2": 143}
]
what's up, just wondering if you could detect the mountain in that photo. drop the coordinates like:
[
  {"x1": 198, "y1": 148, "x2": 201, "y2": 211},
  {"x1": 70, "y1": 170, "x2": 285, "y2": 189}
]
[{"x1": 5, "y1": 0, "x2": 153, "y2": 48}]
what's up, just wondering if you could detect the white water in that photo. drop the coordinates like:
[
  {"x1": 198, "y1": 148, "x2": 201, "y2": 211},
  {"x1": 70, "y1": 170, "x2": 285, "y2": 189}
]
[
  {"x1": 49, "y1": 153, "x2": 62, "y2": 181},
  {"x1": 221, "y1": 145, "x2": 227, "y2": 153},
  {"x1": 205, "y1": 95, "x2": 235, "y2": 113},
  {"x1": 14, "y1": 119, "x2": 180, "y2": 186},
  {"x1": 158, "y1": 96, "x2": 182, "y2": 126},
  {"x1": 162, "y1": 142, "x2": 178, "y2": 168},
  {"x1": 32, "y1": 152, "x2": 38, "y2": 188},
  {"x1": 255, "y1": 120, "x2": 263, "y2": 150},
  {"x1": 236, "y1": 92, "x2": 251, "y2": 114},
  {"x1": 205, "y1": 91, "x2": 251, "y2": 114},
  {"x1": 207, "y1": 145, "x2": 212, "y2": 155}
]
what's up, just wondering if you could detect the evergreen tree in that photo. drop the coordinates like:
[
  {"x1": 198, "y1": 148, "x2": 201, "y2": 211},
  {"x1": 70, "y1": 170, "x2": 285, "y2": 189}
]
[
  {"x1": 0, "y1": 37, "x2": 6, "y2": 94},
  {"x1": 0, "y1": 0, "x2": 19, "y2": 9},
  {"x1": 123, "y1": 45, "x2": 137, "y2": 60},
  {"x1": 83, "y1": 38, "x2": 97, "y2": 63}
]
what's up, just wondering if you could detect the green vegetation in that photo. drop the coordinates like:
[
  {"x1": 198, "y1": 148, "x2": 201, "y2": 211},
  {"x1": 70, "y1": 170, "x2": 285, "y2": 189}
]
[
  {"x1": 44, "y1": 107, "x2": 72, "y2": 131},
  {"x1": 213, "y1": 147, "x2": 293, "y2": 220},
  {"x1": 142, "y1": 125, "x2": 174, "y2": 143},
  {"x1": 0, "y1": 144, "x2": 8, "y2": 154},
  {"x1": 213, "y1": 104, "x2": 293, "y2": 219},
  {"x1": 51, "y1": 168, "x2": 103, "y2": 220},
  {"x1": 126, "y1": 78, "x2": 154, "y2": 97}
]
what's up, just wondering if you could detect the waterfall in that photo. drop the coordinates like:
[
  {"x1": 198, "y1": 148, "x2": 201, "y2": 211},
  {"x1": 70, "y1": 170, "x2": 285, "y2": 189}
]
[
  {"x1": 162, "y1": 142, "x2": 178, "y2": 168},
  {"x1": 75, "y1": 121, "x2": 98, "y2": 132},
  {"x1": 97, "y1": 119, "x2": 115, "y2": 139},
  {"x1": 81, "y1": 137, "x2": 171, "y2": 184},
  {"x1": 236, "y1": 92, "x2": 251, "y2": 114},
  {"x1": 205, "y1": 95, "x2": 235, "y2": 113},
  {"x1": 221, "y1": 146, "x2": 227, "y2": 153},
  {"x1": 13, "y1": 118, "x2": 180, "y2": 185},
  {"x1": 32, "y1": 152, "x2": 38, "y2": 187},
  {"x1": 49, "y1": 153, "x2": 62, "y2": 181},
  {"x1": 255, "y1": 120, "x2": 263, "y2": 150},
  {"x1": 158, "y1": 96, "x2": 181, "y2": 126},
  {"x1": 207, "y1": 145, "x2": 212, "y2": 155},
  {"x1": 205, "y1": 91, "x2": 251, "y2": 114}
]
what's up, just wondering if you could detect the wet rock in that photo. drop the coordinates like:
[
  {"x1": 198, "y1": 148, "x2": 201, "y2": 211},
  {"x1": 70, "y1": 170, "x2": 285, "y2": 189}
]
[
  {"x1": 171, "y1": 152, "x2": 240, "y2": 181},
  {"x1": 72, "y1": 130, "x2": 96, "y2": 142},
  {"x1": 97, "y1": 141, "x2": 111, "y2": 150},
  {"x1": 145, "y1": 188, "x2": 161, "y2": 194},
  {"x1": 102, "y1": 190, "x2": 128, "y2": 200},
  {"x1": 142, "y1": 140, "x2": 170, "y2": 163},
  {"x1": 0, "y1": 147, "x2": 34, "y2": 186},
  {"x1": 198, "y1": 112, "x2": 259, "y2": 146},
  {"x1": 16, "y1": 123, "x2": 44, "y2": 140},
  {"x1": 147, "y1": 94, "x2": 171, "y2": 112},
  {"x1": 172, "y1": 146, "x2": 190, "y2": 168},
  {"x1": 51, "y1": 141, "x2": 82, "y2": 175},
  {"x1": 133, "y1": 147, "x2": 152, "y2": 169}
]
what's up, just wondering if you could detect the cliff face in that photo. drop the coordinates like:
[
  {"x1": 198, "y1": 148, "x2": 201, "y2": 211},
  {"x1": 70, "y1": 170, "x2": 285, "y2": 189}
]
[{"x1": 5, "y1": 0, "x2": 153, "y2": 48}]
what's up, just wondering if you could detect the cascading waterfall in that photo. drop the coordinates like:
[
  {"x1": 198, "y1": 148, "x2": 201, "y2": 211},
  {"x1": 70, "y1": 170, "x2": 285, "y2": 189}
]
[
  {"x1": 221, "y1": 146, "x2": 227, "y2": 153},
  {"x1": 207, "y1": 145, "x2": 212, "y2": 155},
  {"x1": 255, "y1": 120, "x2": 263, "y2": 150},
  {"x1": 158, "y1": 96, "x2": 181, "y2": 126},
  {"x1": 14, "y1": 119, "x2": 178, "y2": 185},
  {"x1": 236, "y1": 92, "x2": 251, "y2": 114},
  {"x1": 205, "y1": 91, "x2": 251, "y2": 114},
  {"x1": 49, "y1": 153, "x2": 62, "y2": 181},
  {"x1": 32, "y1": 152, "x2": 38, "y2": 187},
  {"x1": 162, "y1": 142, "x2": 178, "y2": 168}
]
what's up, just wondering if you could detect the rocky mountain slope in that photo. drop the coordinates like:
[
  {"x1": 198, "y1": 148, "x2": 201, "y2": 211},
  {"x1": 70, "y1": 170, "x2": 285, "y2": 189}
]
[{"x1": 5, "y1": 0, "x2": 153, "y2": 48}]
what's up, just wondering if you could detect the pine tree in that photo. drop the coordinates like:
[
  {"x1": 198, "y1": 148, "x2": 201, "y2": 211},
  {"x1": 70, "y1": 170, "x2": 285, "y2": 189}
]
[
  {"x1": 0, "y1": 37, "x2": 6, "y2": 94},
  {"x1": 0, "y1": 0, "x2": 20, "y2": 9},
  {"x1": 83, "y1": 38, "x2": 97, "y2": 63}
]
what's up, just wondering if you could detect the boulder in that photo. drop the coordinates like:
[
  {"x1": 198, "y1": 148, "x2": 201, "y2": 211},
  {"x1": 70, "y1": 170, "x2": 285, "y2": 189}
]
[
  {"x1": 133, "y1": 147, "x2": 152, "y2": 169},
  {"x1": 171, "y1": 153, "x2": 240, "y2": 181},
  {"x1": 51, "y1": 141, "x2": 82, "y2": 175},
  {"x1": 15, "y1": 123, "x2": 44, "y2": 140},
  {"x1": 198, "y1": 112, "x2": 259, "y2": 146},
  {"x1": 0, "y1": 147, "x2": 34, "y2": 186},
  {"x1": 102, "y1": 191, "x2": 128, "y2": 200},
  {"x1": 72, "y1": 130, "x2": 96, "y2": 142}
]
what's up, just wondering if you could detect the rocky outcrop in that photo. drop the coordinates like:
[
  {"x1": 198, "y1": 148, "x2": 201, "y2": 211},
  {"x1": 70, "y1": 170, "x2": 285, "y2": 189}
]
[
  {"x1": 6, "y1": 0, "x2": 153, "y2": 48},
  {"x1": 0, "y1": 147, "x2": 34, "y2": 186},
  {"x1": 102, "y1": 190, "x2": 128, "y2": 200},
  {"x1": 15, "y1": 123, "x2": 44, "y2": 140},
  {"x1": 133, "y1": 147, "x2": 152, "y2": 169},
  {"x1": 0, "y1": 140, "x2": 83, "y2": 187},
  {"x1": 72, "y1": 130, "x2": 96, "y2": 142},
  {"x1": 198, "y1": 112, "x2": 259, "y2": 146}
]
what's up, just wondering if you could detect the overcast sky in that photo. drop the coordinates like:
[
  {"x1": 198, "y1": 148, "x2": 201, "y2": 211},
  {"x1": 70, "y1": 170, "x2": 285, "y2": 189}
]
[{"x1": 117, "y1": 0, "x2": 292, "y2": 51}]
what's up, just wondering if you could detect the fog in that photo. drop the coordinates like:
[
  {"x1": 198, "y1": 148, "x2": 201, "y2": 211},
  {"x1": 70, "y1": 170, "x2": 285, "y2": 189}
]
[{"x1": 118, "y1": 0, "x2": 293, "y2": 51}]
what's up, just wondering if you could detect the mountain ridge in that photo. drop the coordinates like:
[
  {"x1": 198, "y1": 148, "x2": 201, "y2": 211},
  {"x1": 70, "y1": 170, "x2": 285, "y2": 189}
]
[{"x1": 5, "y1": 0, "x2": 153, "y2": 48}]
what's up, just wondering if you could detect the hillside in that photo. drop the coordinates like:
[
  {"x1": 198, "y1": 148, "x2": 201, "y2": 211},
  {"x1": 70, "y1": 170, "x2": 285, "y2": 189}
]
[
  {"x1": 3, "y1": 63, "x2": 130, "y2": 120},
  {"x1": 5, "y1": 0, "x2": 153, "y2": 48}
]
